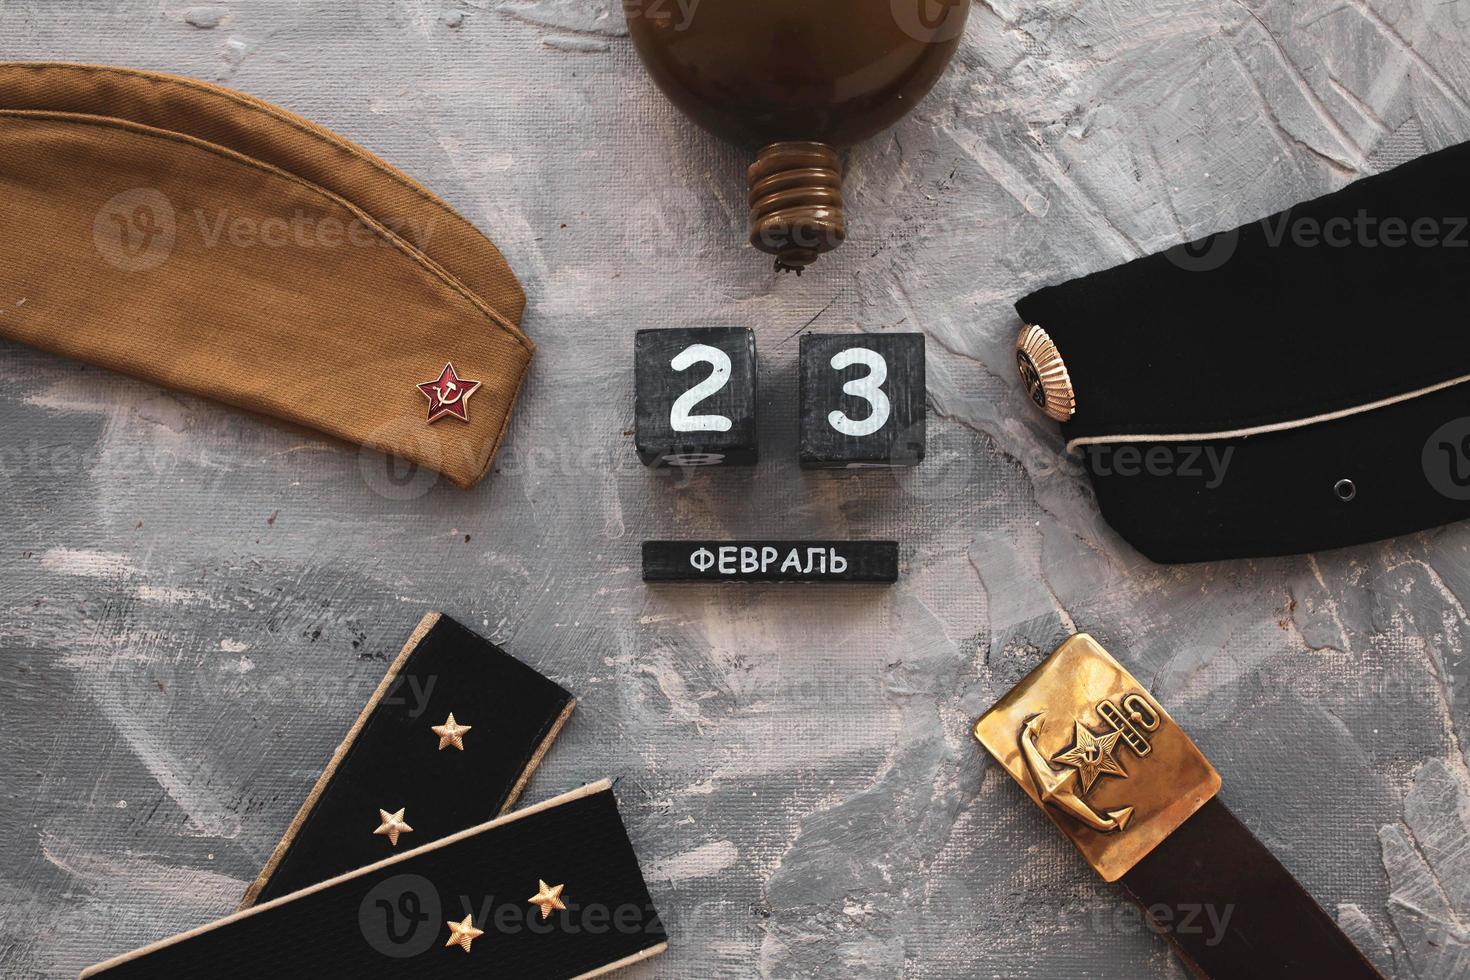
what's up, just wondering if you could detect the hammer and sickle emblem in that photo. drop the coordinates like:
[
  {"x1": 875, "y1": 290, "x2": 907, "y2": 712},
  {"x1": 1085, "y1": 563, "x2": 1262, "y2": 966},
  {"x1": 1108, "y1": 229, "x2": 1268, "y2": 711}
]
[
  {"x1": 1019, "y1": 713, "x2": 1134, "y2": 834},
  {"x1": 437, "y1": 379, "x2": 462, "y2": 405}
]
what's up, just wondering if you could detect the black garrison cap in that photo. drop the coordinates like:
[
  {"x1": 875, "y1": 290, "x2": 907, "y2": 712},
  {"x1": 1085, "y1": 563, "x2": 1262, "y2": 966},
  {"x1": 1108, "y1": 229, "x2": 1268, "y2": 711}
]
[{"x1": 1015, "y1": 139, "x2": 1470, "y2": 562}]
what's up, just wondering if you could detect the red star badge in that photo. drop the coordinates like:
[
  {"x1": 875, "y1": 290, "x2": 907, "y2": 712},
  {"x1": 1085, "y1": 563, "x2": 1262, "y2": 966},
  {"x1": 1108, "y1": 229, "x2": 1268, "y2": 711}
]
[{"x1": 418, "y1": 362, "x2": 481, "y2": 424}]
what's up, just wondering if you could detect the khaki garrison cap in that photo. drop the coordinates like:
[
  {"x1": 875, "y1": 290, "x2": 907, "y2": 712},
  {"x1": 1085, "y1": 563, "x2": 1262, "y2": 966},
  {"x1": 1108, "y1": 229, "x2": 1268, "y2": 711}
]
[{"x1": 0, "y1": 61, "x2": 532, "y2": 489}]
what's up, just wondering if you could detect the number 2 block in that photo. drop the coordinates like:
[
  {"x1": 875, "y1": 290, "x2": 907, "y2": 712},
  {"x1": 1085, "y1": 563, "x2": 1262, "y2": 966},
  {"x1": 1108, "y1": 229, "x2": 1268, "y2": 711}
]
[
  {"x1": 635, "y1": 327, "x2": 759, "y2": 467},
  {"x1": 799, "y1": 333, "x2": 925, "y2": 468}
]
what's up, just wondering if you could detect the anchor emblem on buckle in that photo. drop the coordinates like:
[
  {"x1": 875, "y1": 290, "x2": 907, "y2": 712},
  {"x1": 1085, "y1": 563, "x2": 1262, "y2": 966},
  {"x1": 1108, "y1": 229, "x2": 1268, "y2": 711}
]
[
  {"x1": 1020, "y1": 713, "x2": 1133, "y2": 833},
  {"x1": 1018, "y1": 692, "x2": 1162, "y2": 835}
]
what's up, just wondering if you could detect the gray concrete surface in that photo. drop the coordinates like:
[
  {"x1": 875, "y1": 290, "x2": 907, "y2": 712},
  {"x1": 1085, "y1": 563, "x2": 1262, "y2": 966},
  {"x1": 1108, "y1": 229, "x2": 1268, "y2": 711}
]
[{"x1": 3, "y1": 0, "x2": 1470, "y2": 977}]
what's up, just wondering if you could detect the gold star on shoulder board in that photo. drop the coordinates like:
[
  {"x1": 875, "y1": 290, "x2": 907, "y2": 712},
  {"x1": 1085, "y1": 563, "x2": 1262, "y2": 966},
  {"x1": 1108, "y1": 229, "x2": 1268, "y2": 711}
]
[
  {"x1": 431, "y1": 712, "x2": 472, "y2": 751},
  {"x1": 1052, "y1": 721, "x2": 1128, "y2": 793},
  {"x1": 374, "y1": 807, "x2": 414, "y2": 847},
  {"x1": 445, "y1": 914, "x2": 484, "y2": 953},
  {"x1": 528, "y1": 880, "x2": 567, "y2": 920}
]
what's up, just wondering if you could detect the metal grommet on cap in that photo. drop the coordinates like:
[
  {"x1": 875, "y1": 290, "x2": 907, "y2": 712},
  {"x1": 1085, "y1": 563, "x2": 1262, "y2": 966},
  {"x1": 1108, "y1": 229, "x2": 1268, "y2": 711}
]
[
  {"x1": 1334, "y1": 478, "x2": 1356, "y2": 502},
  {"x1": 1016, "y1": 324, "x2": 1076, "y2": 422}
]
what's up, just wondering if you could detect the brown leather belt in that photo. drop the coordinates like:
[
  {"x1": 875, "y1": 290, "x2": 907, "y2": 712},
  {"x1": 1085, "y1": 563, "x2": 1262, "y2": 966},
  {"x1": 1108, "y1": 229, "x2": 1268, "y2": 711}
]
[{"x1": 974, "y1": 634, "x2": 1384, "y2": 979}]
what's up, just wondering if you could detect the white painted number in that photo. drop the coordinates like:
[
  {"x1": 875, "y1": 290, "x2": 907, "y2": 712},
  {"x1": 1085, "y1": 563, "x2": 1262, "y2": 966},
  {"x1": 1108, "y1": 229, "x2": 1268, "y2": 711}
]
[
  {"x1": 827, "y1": 348, "x2": 890, "y2": 437},
  {"x1": 660, "y1": 452, "x2": 726, "y2": 467},
  {"x1": 670, "y1": 344, "x2": 733, "y2": 433}
]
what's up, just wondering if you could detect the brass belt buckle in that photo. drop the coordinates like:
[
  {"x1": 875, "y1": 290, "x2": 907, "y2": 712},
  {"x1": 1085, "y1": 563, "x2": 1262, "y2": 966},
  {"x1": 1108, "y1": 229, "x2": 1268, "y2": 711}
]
[{"x1": 973, "y1": 634, "x2": 1220, "y2": 881}]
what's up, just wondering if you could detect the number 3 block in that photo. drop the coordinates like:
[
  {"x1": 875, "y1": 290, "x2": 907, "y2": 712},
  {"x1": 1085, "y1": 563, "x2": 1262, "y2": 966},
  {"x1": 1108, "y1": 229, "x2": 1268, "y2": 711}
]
[
  {"x1": 635, "y1": 327, "x2": 759, "y2": 467},
  {"x1": 799, "y1": 333, "x2": 925, "y2": 468}
]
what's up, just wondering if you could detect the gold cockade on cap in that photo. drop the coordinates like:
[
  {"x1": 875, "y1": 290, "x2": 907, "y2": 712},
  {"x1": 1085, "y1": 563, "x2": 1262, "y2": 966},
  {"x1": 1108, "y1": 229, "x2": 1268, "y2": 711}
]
[{"x1": 1016, "y1": 324, "x2": 1076, "y2": 422}]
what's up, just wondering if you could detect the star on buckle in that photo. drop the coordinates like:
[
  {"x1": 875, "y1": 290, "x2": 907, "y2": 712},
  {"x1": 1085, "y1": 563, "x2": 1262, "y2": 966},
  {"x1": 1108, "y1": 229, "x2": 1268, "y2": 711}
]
[{"x1": 973, "y1": 634, "x2": 1220, "y2": 880}]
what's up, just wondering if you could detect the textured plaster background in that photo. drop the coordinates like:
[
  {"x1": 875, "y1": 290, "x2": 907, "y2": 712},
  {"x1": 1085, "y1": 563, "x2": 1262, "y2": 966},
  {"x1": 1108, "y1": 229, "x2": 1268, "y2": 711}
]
[{"x1": 2, "y1": 0, "x2": 1470, "y2": 977}]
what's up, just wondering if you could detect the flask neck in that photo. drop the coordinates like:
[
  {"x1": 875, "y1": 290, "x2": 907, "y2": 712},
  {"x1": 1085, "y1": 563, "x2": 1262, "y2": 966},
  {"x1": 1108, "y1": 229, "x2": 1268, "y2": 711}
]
[{"x1": 747, "y1": 142, "x2": 846, "y2": 273}]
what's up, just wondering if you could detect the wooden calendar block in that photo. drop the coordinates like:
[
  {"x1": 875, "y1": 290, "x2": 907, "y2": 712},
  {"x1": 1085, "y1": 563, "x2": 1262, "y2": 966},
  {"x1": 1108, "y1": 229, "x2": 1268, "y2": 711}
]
[
  {"x1": 799, "y1": 333, "x2": 925, "y2": 468},
  {"x1": 643, "y1": 540, "x2": 899, "y2": 583},
  {"x1": 635, "y1": 327, "x2": 759, "y2": 467}
]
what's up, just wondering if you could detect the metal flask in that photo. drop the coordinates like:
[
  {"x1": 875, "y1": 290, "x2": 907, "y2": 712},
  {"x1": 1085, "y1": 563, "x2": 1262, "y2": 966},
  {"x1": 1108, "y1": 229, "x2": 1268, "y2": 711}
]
[{"x1": 627, "y1": 0, "x2": 970, "y2": 272}]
